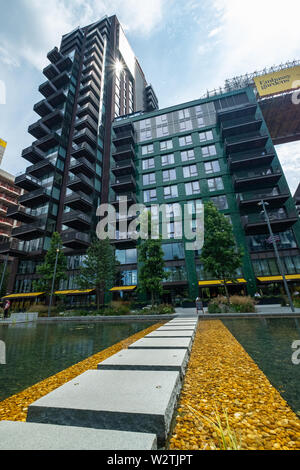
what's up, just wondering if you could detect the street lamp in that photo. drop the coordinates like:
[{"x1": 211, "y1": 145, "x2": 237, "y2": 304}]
[
  {"x1": 48, "y1": 248, "x2": 60, "y2": 318},
  {"x1": 0, "y1": 253, "x2": 9, "y2": 295},
  {"x1": 258, "y1": 200, "x2": 295, "y2": 312}
]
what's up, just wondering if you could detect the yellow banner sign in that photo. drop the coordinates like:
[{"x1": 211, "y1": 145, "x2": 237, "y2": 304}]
[
  {"x1": 254, "y1": 66, "x2": 300, "y2": 97},
  {"x1": 0, "y1": 139, "x2": 7, "y2": 148}
]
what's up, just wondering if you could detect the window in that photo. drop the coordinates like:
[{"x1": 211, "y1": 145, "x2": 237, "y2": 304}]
[
  {"x1": 116, "y1": 249, "x2": 137, "y2": 265},
  {"x1": 161, "y1": 153, "x2": 175, "y2": 166},
  {"x1": 165, "y1": 203, "x2": 182, "y2": 218},
  {"x1": 178, "y1": 109, "x2": 190, "y2": 119},
  {"x1": 142, "y1": 144, "x2": 154, "y2": 155},
  {"x1": 143, "y1": 173, "x2": 156, "y2": 185},
  {"x1": 142, "y1": 158, "x2": 155, "y2": 170},
  {"x1": 156, "y1": 114, "x2": 168, "y2": 125},
  {"x1": 211, "y1": 195, "x2": 228, "y2": 210},
  {"x1": 164, "y1": 185, "x2": 178, "y2": 199},
  {"x1": 183, "y1": 164, "x2": 198, "y2": 178},
  {"x1": 179, "y1": 120, "x2": 192, "y2": 132},
  {"x1": 166, "y1": 221, "x2": 182, "y2": 239},
  {"x1": 186, "y1": 199, "x2": 202, "y2": 215},
  {"x1": 207, "y1": 177, "x2": 224, "y2": 192},
  {"x1": 120, "y1": 270, "x2": 138, "y2": 286},
  {"x1": 202, "y1": 145, "x2": 217, "y2": 157},
  {"x1": 140, "y1": 119, "x2": 152, "y2": 141},
  {"x1": 144, "y1": 189, "x2": 157, "y2": 203},
  {"x1": 181, "y1": 149, "x2": 195, "y2": 162},
  {"x1": 185, "y1": 181, "x2": 201, "y2": 196},
  {"x1": 204, "y1": 160, "x2": 220, "y2": 174},
  {"x1": 163, "y1": 168, "x2": 176, "y2": 182},
  {"x1": 199, "y1": 130, "x2": 213, "y2": 142},
  {"x1": 179, "y1": 135, "x2": 193, "y2": 147},
  {"x1": 160, "y1": 140, "x2": 173, "y2": 151},
  {"x1": 162, "y1": 243, "x2": 185, "y2": 260},
  {"x1": 156, "y1": 114, "x2": 169, "y2": 138},
  {"x1": 164, "y1": 266, "x2": 187, "y2": 281}
]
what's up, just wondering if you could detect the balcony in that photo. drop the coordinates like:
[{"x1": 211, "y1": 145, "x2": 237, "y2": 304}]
[
  {"x1": 111, "y1": 175, "x2": 136, "y2": 192},
  {"x1": 47, "y1": 47, "x2": 64, "y2": 64},
  {"x1": 112, "y1": 159, "x2": 136, "y2": 177},
  {"x1": 0, "y1": 239, "x2": 25, "y2": 257},
  {"x1": 39, "y1": 80, "x2": 57, "y2": 99},
  {"x1": 43, "y1": 63, "x2": 60, "y2": 81},
  {"x1": 47, "y1": 89, "x2": 68, "y2": 107},
  {"x1": 69, "y1": 157, "x2": 95, "y2": 178},
  {"x1": 111, "y1": 193, "x2": 137, "y2": 207},
  {"x1": 242, "y1": 210, "x2": 299, "y2": 235},
  {"x1": 112, "y1": 144, "x2": 135, "y2": 162},
  {"x1": 225, "y1": 134, "x2": 269, "y2": 155},
  {"x1": 61, "y1": 210, "x2": 92, "y2": 230},
  {"x1": 83, "y1": 53, "x2": 102, "y2": 71},
  {"x1": 110, "y1": 230, "x2": 137, "y2": 247},
  {"x1": 18, "y1": 188, "x2": 51, "y2": 208},
  {"x1": 82, "y1": 61, "x2": 102, "y2": 79},
  {"x1": 34, "y1": 132, "x2": 61, "y2": 152},
  {"x1": 34, "y1": 99, "x2": 54, "y2": 118},
  {"x1": 15, "y1": 173, "x2": 41, "y2": 192},
  {"x1": 22, "y1": 145, "x2": 45, "y2": 165},
  {"x1": 26, "y1": 158, "x2": 55, "y2": 178},
  {"x1": 237, "y1": 192, "x2": 290, "y2": 211},
  {"x1": 52, "y1": 71, "x2": 70, "y2": 89},
  {"x1": 233, "y1": 168, "x2": 282, "y2": 191},
  {"x1": 77, "y1": 90, "x2": 99, "y2": 111},
  {"x1": 12, "y1": 221, "x2": 46, "y2": 241},
  {"x1": 61, "y1": 230, "x2": 91, "y2": 249},
  {"x1": 6, "y1": 205, "x2": 36, "y2": 224},
  {"x1": 79, "y1": 81, "x2": 100, "y2": 101},
  {"x1": 0, "y1": 217, "x2": 13, "y2": 229},
  {"x1": 112, "y1": 127, "x2": 135, "y2": 147},
  {"x1": 228, "y1": 151, "x2": 275, "y2": 172},
  {"x1": 73, "y1": 128, "x2": 97, "y2": 148},
  {"x1": 86, "y1": 28, "x2": 104, "y2": 48},
  {"x1": 85, "y1": 43, "x2": 103, "y2": 59},
  {"x1": 71, "y1": 142, "x2": 96, "y2": 163},
  {"x1": 217, "y1": 103, "x2": 257, "y2": 124},
  {"x1": 67, "y1": 173, "x2": 94, "y2": 195},
  {"x1": 0, "y1": 182, "x2": 20, "y2": 198},
  {"x1": 56, "y1": 55, "x2": 73, "y2": 73},
  {"x1": 221, "y1": 118, "x2": 263, "y2": 140},
  {"x1": 77, "y1": 102, "x2": 99, "y2": 122},
  {"x1": 28, "y1": 120, "x2": 51, "y2": 140},
  {"x1": 74, "y1": 115, "x2": 98, "y2": 135},
  {"x1": 65, "y1": 191, "x2": 93, "y2": 212},
  {"x1": 42, "y1": 109, "x2": 64, "y2": 128}
]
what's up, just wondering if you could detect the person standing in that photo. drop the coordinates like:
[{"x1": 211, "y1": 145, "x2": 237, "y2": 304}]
[
  {"x1": 3, "y1": 299, "x2": 10, "y2": 319},
  {"x1": 196, "y1": 297, "x2": 204, "y2": 316}
]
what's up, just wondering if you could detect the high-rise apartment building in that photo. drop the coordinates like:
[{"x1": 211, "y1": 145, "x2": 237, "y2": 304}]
[
  {"x1": 0, "y1": 15, "x2": 158, "y2": 297},
  {"x1": 109, "y1": 87, "x2": 300, "y2": 302},
  {"x1": 0, "y1": 139, "x2": 7, "y2": 166}
]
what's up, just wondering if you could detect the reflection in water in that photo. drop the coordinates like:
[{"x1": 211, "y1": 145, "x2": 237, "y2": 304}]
[
  {"x1": 0, "y1": 321, "x2": 154, "y2": 401},
  {"x1": 223, "y1": 318, "x2": 300, "y2": 415}
]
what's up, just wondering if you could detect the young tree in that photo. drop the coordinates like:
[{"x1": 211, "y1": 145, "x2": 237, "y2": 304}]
[
  {"x1": 77, "y1": 237, "x2": 116, "y2": 310},
  {"x1": 138, "y1": 237, "x2": 169, "y2": 307},
  {"x1": 200, "y1": 201, "x2": 243, "y2": 302},
  {"x1": 33, "y1": 232, "x2": 67, "y2": 294}
]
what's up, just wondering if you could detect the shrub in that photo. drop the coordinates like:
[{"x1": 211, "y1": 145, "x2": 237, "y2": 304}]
[{"x1": 208, "y1": 295, "x2": 255, "y2": 314}]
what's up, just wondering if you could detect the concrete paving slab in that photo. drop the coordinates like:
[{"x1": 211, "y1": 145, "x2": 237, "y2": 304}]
[
  {"x1": 27, "y1": 369, "x2": 181, "y2": 445},
  {"x1": 157, "y1": 326, "x2": 196, "y2": 331},
  {"x1": 97, "y1": 348, "x2": 189, "y2": 378},
  {"x1": 0, "y1": 421, "x2": 157, "y2": 450},
  {"x1": 145, "y1": 330, "x2": 195, "y2": 339},
  {"x1": 128, "y1": 337, "x2": 193, "y2": 352}
]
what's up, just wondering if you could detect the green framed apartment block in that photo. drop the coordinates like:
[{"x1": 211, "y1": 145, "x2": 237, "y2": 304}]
[{"x1": 110, "y1": 86, "x2": 300, "y2": 302}]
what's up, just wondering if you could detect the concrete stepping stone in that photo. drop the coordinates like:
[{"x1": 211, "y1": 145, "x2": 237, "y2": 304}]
[
  {"x1": 157, "y1": 326, "x2": 196, "y2": 331},
  {"x1": 0, "y1": 421, "x2": 157, "y2": 450},
  {"x1": 128, "y1": 336, "x2": 193, "y2": 352},
  {"x1": 26, "y1": 369, "x2": 181, "y2": 446},
  {"x1": 144, "y1": 330, "x2": 195, "y2": 339},
  {"x1": 97, "y1": 348, "x2": 189, "y2": 378}
]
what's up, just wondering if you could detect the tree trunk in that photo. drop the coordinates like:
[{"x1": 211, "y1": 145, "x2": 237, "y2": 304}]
[
  {"x1": 151, "y1": 290, "x2": 154, "y2": 308},
  {"x1": 96, "y1": 288, "x2": 100, "y2": 311},
  {"x1": 223, "y1": 280, "x2": 230, "y2": 303}
]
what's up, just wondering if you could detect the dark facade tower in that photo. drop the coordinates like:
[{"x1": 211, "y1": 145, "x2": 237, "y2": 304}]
[{"x1": 1, "y1": 15, "x2": 158, "y2": 296}]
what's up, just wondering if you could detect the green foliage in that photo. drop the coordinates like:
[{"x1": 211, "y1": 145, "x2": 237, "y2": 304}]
[
  {"x1": 208, "y1": 295, "x2": 256, "y2": 313},
  {"x1": 200, "y1": 202, "x2": 243, "y2": 300},
  {"x1": 138, "y1": 237, "x2": 169, "y2": 307},
  {"x1": 77, "y1": 237, "x2": 117, "y2": 309},
  {"x1": 33, "y1": 232, "x2": 67, "y2": 294}
]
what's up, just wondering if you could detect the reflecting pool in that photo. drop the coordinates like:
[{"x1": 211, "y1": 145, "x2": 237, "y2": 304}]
[
  {"x1": 0, "y1": 321, "x2": 155, "y2": 401},
  {"x1": 223, "y1": 318, "x2": 300, "y2": 415}
]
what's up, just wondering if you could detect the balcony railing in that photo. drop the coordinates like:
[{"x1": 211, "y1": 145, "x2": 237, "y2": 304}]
[
  {"x1": 19, "y1": 188, "x2": 51, "y2": 207},
  {"x1": 241, "y1": 210, "x2": 298, "y2": 235},
  {"x1": 233, "y1": 168, "x2": 282, "y2": 190},
  {"x1": 12, "y1": 221, "x2": 46, "y2": 240},
  {"x1": 69, "y1": 157, "x2": 95, "y2": 177},
  {"x1": 73, "y1": 128, "x2": 97, "y2": 148}
]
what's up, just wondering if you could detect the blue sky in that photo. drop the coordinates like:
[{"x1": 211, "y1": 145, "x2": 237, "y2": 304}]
[{"x1": 0, "y1": 0, "x2": 299, "y2": 193}]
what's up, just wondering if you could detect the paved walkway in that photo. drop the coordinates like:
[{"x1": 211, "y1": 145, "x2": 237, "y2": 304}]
[{"x1": 175, "y1": 304, "x2": 300, "y2": 318}]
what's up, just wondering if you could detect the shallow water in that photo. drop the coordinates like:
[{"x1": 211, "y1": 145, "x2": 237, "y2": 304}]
[
  {"x1": 223, "y1": 318, "x2": 300, "y2": 415},
  {"x1": 0, "y1": 320, "x2": 154, "y2": 401}
]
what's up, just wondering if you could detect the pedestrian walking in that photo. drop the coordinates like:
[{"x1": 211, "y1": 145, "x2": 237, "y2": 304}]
[
  {"x1": 196, "y1": 297, "x2": 204, "y2": 316},
  {"x1": 3, "y1": 300, "x2": 10, "y2": 319}
]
